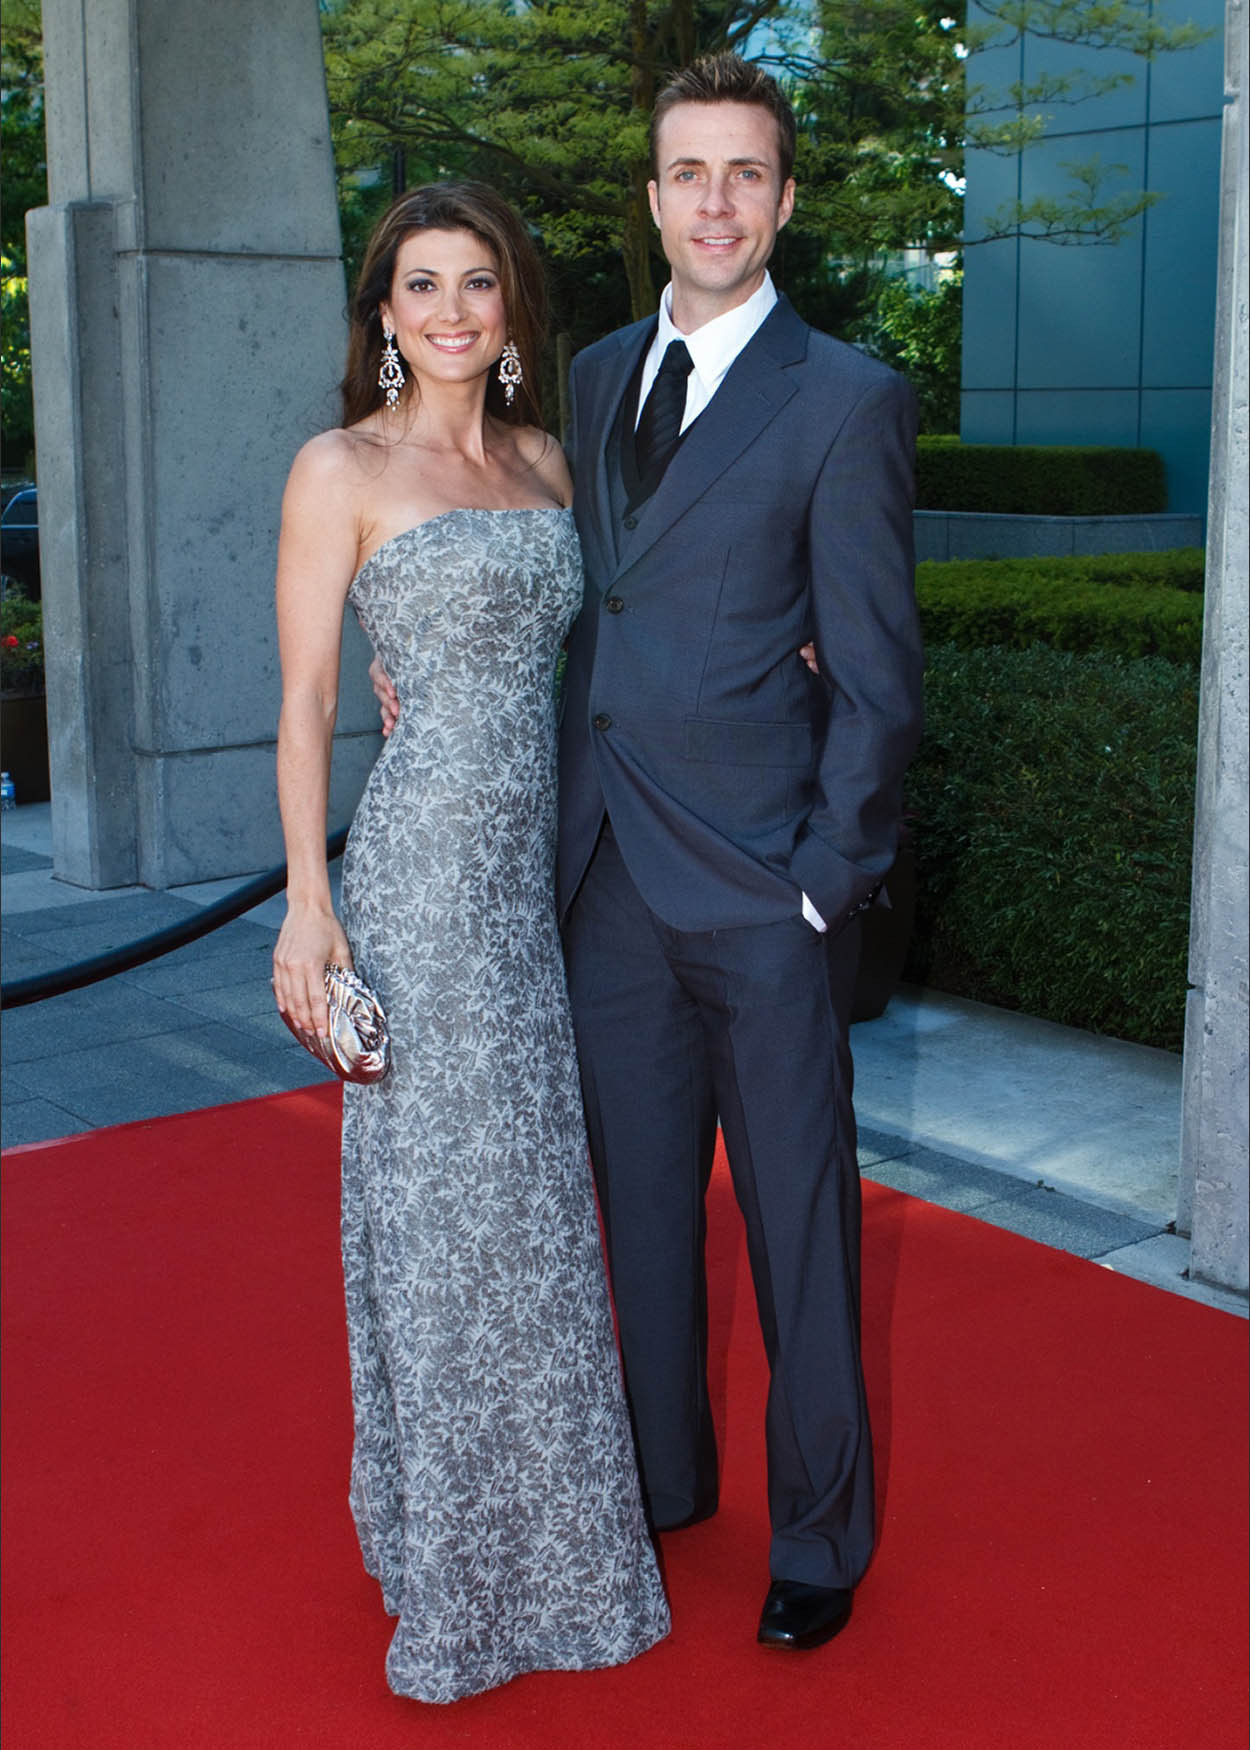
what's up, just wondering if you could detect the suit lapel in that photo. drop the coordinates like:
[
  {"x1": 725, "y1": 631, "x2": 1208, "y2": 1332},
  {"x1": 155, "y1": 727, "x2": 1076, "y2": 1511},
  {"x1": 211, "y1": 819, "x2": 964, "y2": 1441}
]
[
  {"x1": 616, "y1": 297, "x2": 810, "y2": 574},
  {"x1": 580, "y1": 320, "x2": 655, "y2": 578}
]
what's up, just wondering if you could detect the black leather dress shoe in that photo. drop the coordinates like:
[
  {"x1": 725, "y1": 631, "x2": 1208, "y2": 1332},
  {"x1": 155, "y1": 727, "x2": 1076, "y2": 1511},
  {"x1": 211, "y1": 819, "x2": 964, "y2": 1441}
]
[{"x1": 757, "y1": 1580, "x2": 853, "y2": 1649}]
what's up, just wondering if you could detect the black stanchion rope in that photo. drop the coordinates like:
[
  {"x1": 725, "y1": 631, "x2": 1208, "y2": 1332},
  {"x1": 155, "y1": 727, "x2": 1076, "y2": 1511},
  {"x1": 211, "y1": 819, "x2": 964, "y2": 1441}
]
[{"x1": 0, "y1": 826, "x2": 349, "y2": 1010}]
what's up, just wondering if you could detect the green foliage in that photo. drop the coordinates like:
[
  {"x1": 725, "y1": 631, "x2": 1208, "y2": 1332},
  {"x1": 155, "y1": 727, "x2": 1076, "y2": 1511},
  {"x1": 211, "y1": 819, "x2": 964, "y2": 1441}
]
[
  {"x1": 854, "y1": 273, "x2": 962, "y2": 433},
  {"x1": 0, "y1": 2, "x2": 43, "y2": 262},
  {"x1": 785, "y1": 0, "x2": 966, "y2": 262},
  {"x1": 320, "y1": 0, "x2": 673, "y2": 327},
  {"x1": 922, "y1": 547, "x2": 1205, "y2": 592},
  {"x1": 319, "y1": 0, "x2": 1197, "y2": 341},
  {"x1": 1, "y1": 256, "x2": 35, "y2": 467},
  {"x1": 905, "y1": 643, "x2": 1198, "y2": 1049},
  {"x1": 1, "y1": 2, "x2": 44, "y2": 470},
  {"x1": 0, "y1": 579, "x2": 43, "y2": 692},
  {"x1": 916, "y1": 551, "x2": 1206, "y2": 662},
  {"x1": 320, "y1": 0, "x2": 970, "y2": 334},
  {"x1": 916, "y1": 438, "x2": 1168, "y2": 514}
]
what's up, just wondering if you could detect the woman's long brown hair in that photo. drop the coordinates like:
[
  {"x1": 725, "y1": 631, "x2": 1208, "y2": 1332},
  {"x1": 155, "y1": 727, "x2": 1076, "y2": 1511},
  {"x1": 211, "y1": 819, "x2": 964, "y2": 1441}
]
[{"x1": 340, "y1": 182, "x2": 547, "y2": 431}]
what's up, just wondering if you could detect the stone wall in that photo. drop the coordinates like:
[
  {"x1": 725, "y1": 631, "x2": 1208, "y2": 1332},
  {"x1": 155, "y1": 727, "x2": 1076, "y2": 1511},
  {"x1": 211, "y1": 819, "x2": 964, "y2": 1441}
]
[
  {"x1": 1178, "y1": 0, "x2": 1249, "y2": 1294},
  {"x1": 27, "y1": 0, "x2": 378, "y2": 889}
]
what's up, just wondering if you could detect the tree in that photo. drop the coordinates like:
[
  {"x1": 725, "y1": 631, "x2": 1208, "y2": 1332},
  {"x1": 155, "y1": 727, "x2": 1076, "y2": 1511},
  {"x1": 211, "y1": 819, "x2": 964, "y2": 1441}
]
[
  {"x1": 0, "y1": 0, "x2": 44, "y2": 471},
  {"x1": 854, "y1": 271, "x2": 964, "y2": 431},
  {"x1": 785, "y1": 0, "x2": 966, "y2": 260},
  {"x1": 321, "y1": 0, "x2": 1206, "y2": 336},
  {"x1": 321, "y1": 0, "x2": 977, "y2": 328},
  {"x1": 322, "y1": 0, "x2": 746, "y2": 328}
]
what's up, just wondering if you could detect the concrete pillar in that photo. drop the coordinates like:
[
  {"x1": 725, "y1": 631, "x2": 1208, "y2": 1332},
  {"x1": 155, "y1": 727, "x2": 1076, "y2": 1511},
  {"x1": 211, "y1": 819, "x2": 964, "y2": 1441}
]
[
  {"x1": 26, "y1": 0, "x2": 379, "y2": 887},
  {"x1": 1179, "y1": 0, "x2": 1249, "y2": 1293}
]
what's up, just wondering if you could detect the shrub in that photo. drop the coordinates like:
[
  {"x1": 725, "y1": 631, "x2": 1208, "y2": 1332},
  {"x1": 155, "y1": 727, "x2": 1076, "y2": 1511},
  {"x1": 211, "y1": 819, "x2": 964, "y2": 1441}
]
[
  {"x1": 905, "y1": 645, "x2": 1198, "y2": 1050},
  {"x1": 855, "y1": 274, "x2": 962, "y2": 436},
  {"x1": 921, "y1": 548, "x2": 1205, "y2": 594},
  {"x1": 0, "y1": 579, "x2": 42, "y2": 693},
  {"x1": 916, "y1": 552, "x2": 1205, "y2": 663},
  {"x1": 916, "y1": 439, "x2": 1168, "y2": 516}
]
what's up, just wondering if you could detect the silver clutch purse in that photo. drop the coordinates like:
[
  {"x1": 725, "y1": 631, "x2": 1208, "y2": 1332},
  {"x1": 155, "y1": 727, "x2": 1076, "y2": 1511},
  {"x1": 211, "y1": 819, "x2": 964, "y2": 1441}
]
[{"x1": 281, "y1": 963, "x2": 391, "y2": 1084}]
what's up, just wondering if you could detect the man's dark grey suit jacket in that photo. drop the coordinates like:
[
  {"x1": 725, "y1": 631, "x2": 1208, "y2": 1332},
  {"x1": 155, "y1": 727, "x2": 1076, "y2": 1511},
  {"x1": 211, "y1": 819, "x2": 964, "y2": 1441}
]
[{"x1": 557, "y1": 293, "x2": 924, "y2": 933}]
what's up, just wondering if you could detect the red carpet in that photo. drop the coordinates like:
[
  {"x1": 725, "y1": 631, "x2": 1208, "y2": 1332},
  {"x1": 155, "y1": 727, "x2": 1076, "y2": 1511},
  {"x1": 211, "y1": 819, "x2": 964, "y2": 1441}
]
[{"x1": 3, "y1": 1085, "x2": 1246, "y2": 1749}]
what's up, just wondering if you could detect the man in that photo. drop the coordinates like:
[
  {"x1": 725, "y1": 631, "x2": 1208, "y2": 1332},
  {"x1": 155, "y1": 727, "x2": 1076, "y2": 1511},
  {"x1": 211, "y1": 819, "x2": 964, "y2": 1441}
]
[{"x1": 557, "y1": 54, "x2": 922, "y2": 1650}]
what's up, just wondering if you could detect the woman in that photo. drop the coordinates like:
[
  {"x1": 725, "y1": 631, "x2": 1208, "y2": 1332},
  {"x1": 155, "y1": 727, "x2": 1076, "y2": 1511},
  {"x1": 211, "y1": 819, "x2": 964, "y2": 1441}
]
[{"x1": 272, "y1": 183, "x2": 669, "y2": 1704}]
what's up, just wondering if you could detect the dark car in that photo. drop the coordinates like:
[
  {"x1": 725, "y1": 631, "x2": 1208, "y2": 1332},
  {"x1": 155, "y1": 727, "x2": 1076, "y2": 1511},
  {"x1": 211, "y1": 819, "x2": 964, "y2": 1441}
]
[{"x1": 1, "y1": 485, "x2": 39, "y2": 598}]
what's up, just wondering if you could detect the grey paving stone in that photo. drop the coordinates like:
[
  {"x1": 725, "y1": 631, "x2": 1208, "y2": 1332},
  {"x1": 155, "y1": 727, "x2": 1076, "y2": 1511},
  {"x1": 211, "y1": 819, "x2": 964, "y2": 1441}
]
[
  {"x1": 857, "y1": 1125, "x2": 923, "y2": 1168},
  {"x1": 40, "y1": 916, "x2": 273, "y2": 967},
  {"x1": 970, "y1": 1187, "x2": 1162, "y2": 1259},
  {"x1": 862, "y1": 1145, "x2": 1035, "y2": 1213},
  {"x1": 148, "y1": 916, "x2": 277, "y2": 956},
  {"x1": 2, "y1": 891, "x2": 200, "y2": 939},
  {"x1": 7, "y1": 919, "x2": 201, "y2": 974},
  {"x1": 187, "y1": 1003, "x2": 312, "y2": 1053},
  {"x1": 2, "y1": 1098, "x2": 93, "y2": 1149},
  {"x1": 0, "y1": 934, "x2": 50, "y2": 979},
  {"x1": 0, "y1": 843, "x2": 52, "y2": 875},
  {"x1": 0, "y1": 982, "x2": 199, "y2": 1063},
  {"x1": 1099, "y1": 1233, "x2": 1249, "y2": 1318},
  {"x1": 1, "y1": 908, "x2": 275, "y2": 1011},
  {"x1": 164, "y1": 978, "x2": 282, "y2": 1024},
  {"x1": 253, "y1": 1047, "x2": 338, "y2": 1092},
  {"x1": 0, "y1": 1063, "x2": 36, "y2": 1100},
  {"x1": 10, "y1": 1023, "x2": 332, "y2": 1127},
  {"x1": 114, "y1": 940, "x2": 276, "y2": 998}
]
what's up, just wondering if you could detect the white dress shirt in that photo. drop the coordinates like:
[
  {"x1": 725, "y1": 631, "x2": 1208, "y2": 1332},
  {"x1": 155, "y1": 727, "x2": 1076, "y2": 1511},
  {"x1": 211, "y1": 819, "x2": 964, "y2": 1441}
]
[
  {"x1": 635, "y1": 273, "x2": 779, "y2": 435},
  {"x1": 634, "y1": 273, "x2": 828, "y2": 935}
]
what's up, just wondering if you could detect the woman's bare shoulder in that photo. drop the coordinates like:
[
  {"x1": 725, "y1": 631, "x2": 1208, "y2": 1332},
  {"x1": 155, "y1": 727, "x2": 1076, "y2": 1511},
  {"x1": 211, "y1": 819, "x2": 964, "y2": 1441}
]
[
  {"x1": 514, "y1": 424, "x2": 572, "y2": 505},
  {"x1": 291, "y1": 423, "x2": 387, "y2": 479},
  {"x1": 284, "y1": 426, "x2": 394, "y2": 519}
]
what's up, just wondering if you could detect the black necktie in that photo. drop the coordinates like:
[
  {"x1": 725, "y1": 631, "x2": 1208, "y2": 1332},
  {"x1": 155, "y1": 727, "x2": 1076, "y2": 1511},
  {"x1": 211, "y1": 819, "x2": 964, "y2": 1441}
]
[{"x1": 635, "y1": 339, "x2": 693, "y2": 481}]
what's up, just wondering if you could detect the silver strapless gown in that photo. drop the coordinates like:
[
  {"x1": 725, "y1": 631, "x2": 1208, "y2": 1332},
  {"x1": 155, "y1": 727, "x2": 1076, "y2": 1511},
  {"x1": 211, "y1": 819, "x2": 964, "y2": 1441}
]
[{"x1": 340, "y1": 508, "x2": 669, "y2": 1703}]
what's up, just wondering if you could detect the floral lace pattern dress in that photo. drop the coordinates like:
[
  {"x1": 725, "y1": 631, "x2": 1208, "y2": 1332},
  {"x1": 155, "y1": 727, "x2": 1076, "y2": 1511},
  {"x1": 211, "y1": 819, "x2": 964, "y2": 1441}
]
[{"x1": 340, "y1": 508, "x2": 669, "y2": 1703}]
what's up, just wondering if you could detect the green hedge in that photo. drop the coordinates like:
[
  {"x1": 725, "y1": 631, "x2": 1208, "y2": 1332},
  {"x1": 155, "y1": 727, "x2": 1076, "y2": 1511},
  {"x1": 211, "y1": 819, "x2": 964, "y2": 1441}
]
[
  {"x1": 916, "y1": 551, "x2": 1206, "y2": 663},
  {"x1": 916, "y1": 438, "x2": 1168, "y2": 515},
  {"x1": 904, "y1": 645, "x2": 1197, "y2": 1050},
  {"x1": 921, "y1": 548, "x2": 1205, "y2": 592}
]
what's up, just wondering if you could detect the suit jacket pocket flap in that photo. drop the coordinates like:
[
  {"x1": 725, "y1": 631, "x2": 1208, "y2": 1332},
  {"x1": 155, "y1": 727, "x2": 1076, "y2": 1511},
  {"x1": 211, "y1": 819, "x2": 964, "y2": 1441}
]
[{"x1": 683, "y1": 717, "x2": 813, "y2": 767}]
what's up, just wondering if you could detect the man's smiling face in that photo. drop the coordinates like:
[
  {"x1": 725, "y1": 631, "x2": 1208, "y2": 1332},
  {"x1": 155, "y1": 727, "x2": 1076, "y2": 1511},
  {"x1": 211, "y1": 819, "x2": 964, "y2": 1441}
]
[{"x1": 648, "y1": 100, "x2": 795, "y2": 332}]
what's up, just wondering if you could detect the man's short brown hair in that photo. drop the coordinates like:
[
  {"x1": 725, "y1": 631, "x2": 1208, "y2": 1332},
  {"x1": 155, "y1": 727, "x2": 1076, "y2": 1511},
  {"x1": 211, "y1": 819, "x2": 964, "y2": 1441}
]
[{"x1": 649, "y1": 53, "x2": 797, "y2": 185}]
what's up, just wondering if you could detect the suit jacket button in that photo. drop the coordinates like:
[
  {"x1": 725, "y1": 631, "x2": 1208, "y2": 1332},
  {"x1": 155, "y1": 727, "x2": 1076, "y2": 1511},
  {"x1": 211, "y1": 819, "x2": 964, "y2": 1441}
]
[
  {"x1": 623, "y1": 513, "x2": 638, "y2": 529},
  {"x1": 604, "y1": 595, "x2": 624, "y2": 614},
  {"x1": 592, "y1": 713, "x2": 612, "y2": 731}
]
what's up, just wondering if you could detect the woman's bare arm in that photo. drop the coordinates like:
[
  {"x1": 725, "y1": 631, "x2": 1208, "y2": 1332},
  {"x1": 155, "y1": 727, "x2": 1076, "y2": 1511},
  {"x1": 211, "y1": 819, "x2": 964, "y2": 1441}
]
[{"x1": 272, "y1": 434, "x2": 360, "y2": 1037}]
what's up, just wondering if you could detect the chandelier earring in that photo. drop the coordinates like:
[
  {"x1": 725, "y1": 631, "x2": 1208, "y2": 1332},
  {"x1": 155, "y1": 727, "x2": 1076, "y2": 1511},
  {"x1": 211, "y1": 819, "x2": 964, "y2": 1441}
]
[
  {"x1": 498, "y1": 338, "x2": 523, "y2": 408},
  {"x1": 378, "y1": 324, "x2": 405, "y2": 409}
]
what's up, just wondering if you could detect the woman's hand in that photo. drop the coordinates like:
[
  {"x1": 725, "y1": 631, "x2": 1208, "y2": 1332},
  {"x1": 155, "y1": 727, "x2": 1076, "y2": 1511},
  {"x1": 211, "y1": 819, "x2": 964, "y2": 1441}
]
[
  {"x1": 799, "y1": 642, "x2": 819, "y2": 675},
  {"x1": 273, "y1": 901, "x2": 354, "y2": 1038},
  {"x1": 370, "y1": 655, "x2": 400, "y2": 737}
]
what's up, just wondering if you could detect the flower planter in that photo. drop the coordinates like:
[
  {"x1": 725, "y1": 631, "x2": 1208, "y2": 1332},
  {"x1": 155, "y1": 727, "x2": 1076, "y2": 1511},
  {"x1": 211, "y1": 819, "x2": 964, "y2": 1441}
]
[{"x1": 1, "y1": 690, "x2": 50, "y2": 804}]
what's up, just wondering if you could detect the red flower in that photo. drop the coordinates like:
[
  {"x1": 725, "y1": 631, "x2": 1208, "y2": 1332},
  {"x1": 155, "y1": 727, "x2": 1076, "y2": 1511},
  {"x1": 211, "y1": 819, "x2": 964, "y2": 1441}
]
[{"x1": 2, "y1": 634, "x2": 20, "y2": 650}]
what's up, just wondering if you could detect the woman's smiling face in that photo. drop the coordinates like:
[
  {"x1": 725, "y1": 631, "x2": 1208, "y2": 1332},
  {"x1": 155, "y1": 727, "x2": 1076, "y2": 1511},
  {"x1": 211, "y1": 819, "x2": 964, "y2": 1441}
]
[{"x1": 379, "y1": 228, "x2": 507, "y2": 391}]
